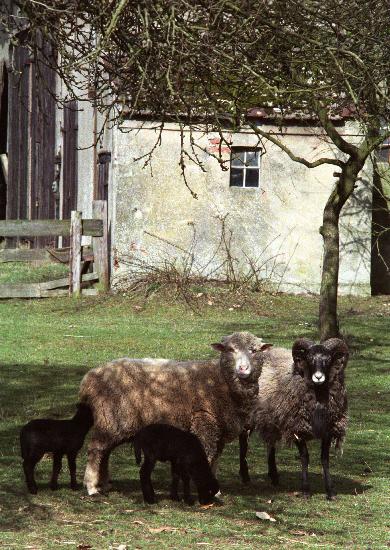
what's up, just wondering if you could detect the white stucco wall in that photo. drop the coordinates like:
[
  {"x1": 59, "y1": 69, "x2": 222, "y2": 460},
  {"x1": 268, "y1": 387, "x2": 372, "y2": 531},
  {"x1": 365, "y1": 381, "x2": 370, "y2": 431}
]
[{"x1": 110, "y1": 121, "x2": 372, "y2": 295}]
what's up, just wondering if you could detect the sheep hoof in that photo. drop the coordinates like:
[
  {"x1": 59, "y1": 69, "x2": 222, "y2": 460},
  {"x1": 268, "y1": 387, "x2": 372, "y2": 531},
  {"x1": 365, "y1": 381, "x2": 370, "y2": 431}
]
[
  {"x1": 184, "y1": 497, "x2": 195, "y2": 505},
  {"x1": 28, "y1": 486, "x2": 38, "y2": 495},
  {"x1": 302, "y1": 491, "x2": 311, "y2": 499},
  {"x1": 50, "y1": 483, "x2": 59, "y2": 491},
  {"x1": 86, "y1": 486, "x2": 100, "y2": 496},
  {"x1": 71, "y1": 483, "x2": 80, "y2": 491},
  {"x1": 170, "y1": 493, "x2": 181, "y2": 502},
  {"x1": 327, "y1": 494, "x2": 337, "y2": 501}
]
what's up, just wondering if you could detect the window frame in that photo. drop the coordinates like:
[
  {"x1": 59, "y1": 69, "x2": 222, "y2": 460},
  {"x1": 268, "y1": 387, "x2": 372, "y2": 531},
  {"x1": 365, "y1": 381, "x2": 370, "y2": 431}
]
[{"x1": 229, "y1": 147, "x2": 261, "y2": 188}]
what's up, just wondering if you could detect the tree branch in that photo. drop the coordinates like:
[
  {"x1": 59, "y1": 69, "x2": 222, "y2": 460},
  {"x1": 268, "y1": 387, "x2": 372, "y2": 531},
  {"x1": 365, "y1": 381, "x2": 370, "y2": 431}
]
[{"x1": 248, "y1": 122, "x2": 344, "y2": 168}]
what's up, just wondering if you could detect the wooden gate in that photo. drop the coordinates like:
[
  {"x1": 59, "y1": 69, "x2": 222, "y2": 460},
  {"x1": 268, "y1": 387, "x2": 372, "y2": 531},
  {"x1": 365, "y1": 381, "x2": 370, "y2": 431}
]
[{"x1": 0, "y1": 200, "x2": 109, "y2": 298}]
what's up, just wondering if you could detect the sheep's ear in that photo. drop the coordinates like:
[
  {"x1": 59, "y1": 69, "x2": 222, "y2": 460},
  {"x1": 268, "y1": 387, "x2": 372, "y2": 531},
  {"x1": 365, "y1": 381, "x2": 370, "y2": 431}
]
[
  {"x1": 260, "y1": 343, "x2": 273, "y2": 352},
  {"x1": 211, "y1": 343, "x2": 225, "y2": 352}
]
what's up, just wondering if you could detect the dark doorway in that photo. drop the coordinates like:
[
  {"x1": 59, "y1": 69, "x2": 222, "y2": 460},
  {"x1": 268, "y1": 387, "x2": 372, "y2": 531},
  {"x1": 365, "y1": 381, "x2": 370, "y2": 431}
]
[
  {"x1": 371, "y1": 162, "x2": 390, "y2": 295},
  {"x1": 0, "y1": 62, "x2": 8, "y2": 221}
]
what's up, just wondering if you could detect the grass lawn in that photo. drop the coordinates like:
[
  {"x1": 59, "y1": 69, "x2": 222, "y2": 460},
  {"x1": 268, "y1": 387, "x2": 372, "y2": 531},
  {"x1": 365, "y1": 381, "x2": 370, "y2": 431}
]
[{"x1": 0, "y1": 289, "x2": 389, "y2": 549}]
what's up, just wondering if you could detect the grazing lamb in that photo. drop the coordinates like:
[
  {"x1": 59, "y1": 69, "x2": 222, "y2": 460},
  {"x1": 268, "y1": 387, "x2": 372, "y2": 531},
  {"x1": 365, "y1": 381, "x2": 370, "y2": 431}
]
[
  {"x1": 239, "y1": 338, "x2": 349, "y2": 500},
  {"x1": 79, "y1": 332, "x2": 272, "y2": 495},
  {"x1": 20, "y1": 403, "x2": 93, "y2": 494},
  {"x1": 133, "y1": 423, "x2": 220, "y2": 504}
]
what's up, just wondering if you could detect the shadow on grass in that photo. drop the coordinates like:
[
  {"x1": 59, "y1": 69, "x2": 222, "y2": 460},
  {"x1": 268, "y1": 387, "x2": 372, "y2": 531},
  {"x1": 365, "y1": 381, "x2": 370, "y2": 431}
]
[{"x1": 0, "y1": 483, "x2": 55, "y2": 532}]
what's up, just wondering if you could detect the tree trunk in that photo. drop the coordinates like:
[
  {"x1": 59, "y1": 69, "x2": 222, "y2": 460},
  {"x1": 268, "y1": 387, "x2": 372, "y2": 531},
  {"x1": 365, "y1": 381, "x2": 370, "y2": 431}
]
[{"x1": 319, "y1": 161, "x2": 362, "y2": 341}]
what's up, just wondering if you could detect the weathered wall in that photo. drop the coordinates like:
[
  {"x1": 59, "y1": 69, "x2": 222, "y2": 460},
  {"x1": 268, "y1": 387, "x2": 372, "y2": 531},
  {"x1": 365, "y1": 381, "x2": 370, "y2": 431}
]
[{"x1": 110, "y1": 121, "x2": 372, "y2": 295}]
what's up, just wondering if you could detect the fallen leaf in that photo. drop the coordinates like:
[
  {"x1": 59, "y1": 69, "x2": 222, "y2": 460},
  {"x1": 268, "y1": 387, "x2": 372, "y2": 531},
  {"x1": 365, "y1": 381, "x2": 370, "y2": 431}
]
[
  {"x1": 117, "y1": 545, "x2": 127, "y2": 550},
  {"x1": 123, "y1": 509, "x2": 135, "y2": 513},
  {"x1": 196, "y1": 293, "x2": 203, "y2": 298},
  {"x1": 290, "y1": 530, "x2": 307, "y2": 536},
  {"x1": 207, "y1": 300, "x2": 213, "y2": 306},
  {"x1": 267, "y1": 499, "x2": 273, "y2": 504},
  {"x1": 77, "y1": 545, "x2": 92, "y2": 550},
  {"x1": 200, "y1": 503, "x2": 214, "y2": 509},
  {"x1": 256, "y1": 511, "x2": 276, "y2": 522},
  {"x1": 228, "y1": 307, "x2": 234, "y2": 311},
  {"x1": 132, "y1": 520, "x2": 144, "y2": 525}
]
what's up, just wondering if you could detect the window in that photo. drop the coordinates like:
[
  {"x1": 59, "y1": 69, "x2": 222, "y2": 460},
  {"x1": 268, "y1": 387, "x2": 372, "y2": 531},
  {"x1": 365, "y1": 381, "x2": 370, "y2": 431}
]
[{"x1": 230, "y1": 148, "x2": 261, "y2": 188}]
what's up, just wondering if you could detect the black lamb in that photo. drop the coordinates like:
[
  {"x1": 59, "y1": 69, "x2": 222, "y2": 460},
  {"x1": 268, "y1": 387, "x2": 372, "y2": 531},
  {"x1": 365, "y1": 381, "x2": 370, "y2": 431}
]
[
  {"x1": 20, "y1": 403, "x2": 93, "y2": 494},
  {"x1": 133, "y1": 423, "x2": 220, "y2": 505}
]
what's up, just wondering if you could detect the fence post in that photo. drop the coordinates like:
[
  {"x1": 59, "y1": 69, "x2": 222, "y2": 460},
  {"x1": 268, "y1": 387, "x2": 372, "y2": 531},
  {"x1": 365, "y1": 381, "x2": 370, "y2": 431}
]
[
  {"x1": 69, "y1": 210, "x2": 82, "y2": 297},
  {"x1": 92, "y1": 200, "x2": 109, "y2": 291}
]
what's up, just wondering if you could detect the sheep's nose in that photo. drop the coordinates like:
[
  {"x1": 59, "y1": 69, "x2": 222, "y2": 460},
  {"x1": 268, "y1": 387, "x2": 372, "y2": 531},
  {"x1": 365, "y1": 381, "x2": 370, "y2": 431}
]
[{"x1": 312, "y1": 371, "x2": 325, "y2": 384}]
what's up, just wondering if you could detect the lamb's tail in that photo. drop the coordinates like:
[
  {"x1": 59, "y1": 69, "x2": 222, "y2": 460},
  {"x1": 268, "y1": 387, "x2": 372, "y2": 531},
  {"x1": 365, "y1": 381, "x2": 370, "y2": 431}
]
[{"x1": 134, "y1": 440, "x2": 142, "y2": 465}]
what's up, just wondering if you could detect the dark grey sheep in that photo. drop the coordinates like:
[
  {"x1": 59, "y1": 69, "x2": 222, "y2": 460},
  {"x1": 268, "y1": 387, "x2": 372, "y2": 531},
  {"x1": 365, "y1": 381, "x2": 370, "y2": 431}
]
[{"x1": 239, "y1": 338, "x2": 349, "y2": 500}]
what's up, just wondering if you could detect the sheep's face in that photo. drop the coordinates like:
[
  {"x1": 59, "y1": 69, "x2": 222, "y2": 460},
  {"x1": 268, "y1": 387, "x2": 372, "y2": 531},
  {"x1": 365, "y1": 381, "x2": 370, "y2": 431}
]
[
  {"x1": 305, "y1": 346, "x2": 333, "y2": 386},
  {"x1": 292, "y1": 338, "x2": 349, "y2": 389},
  {"x1": 212, "y1": 332, "x2": 272, "y2": 381}
]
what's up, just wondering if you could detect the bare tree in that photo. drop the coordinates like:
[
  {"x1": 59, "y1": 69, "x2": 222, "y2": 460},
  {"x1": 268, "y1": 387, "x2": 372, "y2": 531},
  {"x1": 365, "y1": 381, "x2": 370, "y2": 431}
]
[{"x1": 2, "y1": 0, "x2": 389, "y2": 338}]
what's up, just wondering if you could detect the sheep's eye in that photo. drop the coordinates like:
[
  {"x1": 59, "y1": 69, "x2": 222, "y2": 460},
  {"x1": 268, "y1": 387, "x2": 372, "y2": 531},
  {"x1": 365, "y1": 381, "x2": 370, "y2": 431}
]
[
  {"x1": 249, "y1": 348, "x2": 257, "y2": 354},
  {"x1": 227, "y1": 345, "x2": 237, "y2": 353}
]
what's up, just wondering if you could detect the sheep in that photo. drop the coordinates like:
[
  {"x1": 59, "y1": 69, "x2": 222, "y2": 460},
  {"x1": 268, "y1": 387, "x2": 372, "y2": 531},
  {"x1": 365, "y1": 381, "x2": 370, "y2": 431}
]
[
  {"x1": 20, "y1": 403, "x2": 94, "y2": 494},
  {"x1": 239, "y1": 338, "x2": 349, "y2": 500},
  {"x1": 79, "y1": 331, "x2": 272, "y2": 495},
  {"x1": 133, "y1": 423, "x2": 220, "y2": 505}
]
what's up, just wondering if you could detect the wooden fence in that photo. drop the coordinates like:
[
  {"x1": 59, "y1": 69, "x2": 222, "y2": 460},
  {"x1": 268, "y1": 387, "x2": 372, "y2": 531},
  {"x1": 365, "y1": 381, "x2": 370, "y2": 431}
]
[{"x1": 0, "y1": 200, "x2": 109, "y2": 298}]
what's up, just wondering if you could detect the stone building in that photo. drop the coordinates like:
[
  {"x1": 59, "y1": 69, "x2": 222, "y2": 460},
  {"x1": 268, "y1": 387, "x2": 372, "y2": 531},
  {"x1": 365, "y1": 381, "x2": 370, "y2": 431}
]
[{"x1": 1, "y1": 24, "x2": 389, "y2": 295}]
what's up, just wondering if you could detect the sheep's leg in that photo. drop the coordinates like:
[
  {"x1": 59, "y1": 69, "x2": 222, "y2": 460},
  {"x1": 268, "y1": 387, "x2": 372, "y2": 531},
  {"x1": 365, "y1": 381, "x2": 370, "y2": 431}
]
[
  {"x1": 321, "y1": 436, "x2": 335, "y2": 500},
  {"x1": 50, "y1": 453, "x2": 62, "y2": 490},
  {"x1": 181, "y1": 469, "x2": 194, "y2": 505},
  {"x1": 139, "y1": 457, "x2": 156, "y2": 504},
  {"x1": 23, "y1": 457, "x2": 41, "y2": 494},
  {"x1": 239, "y1": 430, "x2": 251, "y2": 484},
  {"x1": 84, "y1": 437, "x2": 110, "y2": 495},
  {"x1": 169, "y1": 460, "x2": 181, "y2": 501},
  {"x1": 295, "y1": 440, "x2": 310, "y2": 498},
  {"x1": 67, "y1": 452, "x2": 78, "y2": 490},
  {"x1": 267, "y1": 444, "x2": 279, "y2": 486},
  {"x1": 100, "y1": 448, "x2": 114, "y2": 492}
]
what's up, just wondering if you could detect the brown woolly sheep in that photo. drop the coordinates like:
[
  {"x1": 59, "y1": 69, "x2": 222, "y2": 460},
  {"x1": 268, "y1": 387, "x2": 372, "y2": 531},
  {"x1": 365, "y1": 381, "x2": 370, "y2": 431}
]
[
  {"x1": 239, "y1": 338, "x2": 349, "y2": 500},
  {"x1": 79, "y1": 332, "x2": 272, "y2": 495}
]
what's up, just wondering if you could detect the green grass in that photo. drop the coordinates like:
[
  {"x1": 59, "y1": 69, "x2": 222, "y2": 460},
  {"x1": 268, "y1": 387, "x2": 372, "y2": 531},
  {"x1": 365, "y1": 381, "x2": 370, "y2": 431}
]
[{"x1": 0, "y1": 291, "x2": 389, "y2": 549}]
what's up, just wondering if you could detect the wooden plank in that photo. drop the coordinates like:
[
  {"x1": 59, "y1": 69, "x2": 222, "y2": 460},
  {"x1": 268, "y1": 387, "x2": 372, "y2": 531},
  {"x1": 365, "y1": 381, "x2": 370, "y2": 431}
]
[
  {"x1": 0, "y1": 248, "x2": 49, "y2": 263},
  {"x1": 0, "y1": 246, "x2": 94, "y2": 264},
  {"x1": 69, "y1": 211, "x2": 82, "y2": 297},
  {"x1": 0, "y1": 283, "x2": 42, "y2": 298},
  {"x1": 92, "y1": 200, "x2": 109, "y2": 291},
  {"x1": 0, "y1": 219, "x2": 102, "y2": 238},
  {"x1": 0, "y1": 272, "x2": 99, "y2": 298},
  {"x1": 83, "y1": 219, "x2": 103, "y2": 237}
]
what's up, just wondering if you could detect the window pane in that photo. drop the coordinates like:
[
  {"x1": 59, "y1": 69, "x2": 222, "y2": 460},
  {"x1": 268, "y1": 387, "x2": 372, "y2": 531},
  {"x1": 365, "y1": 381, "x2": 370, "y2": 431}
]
[
  {"x1": 245, "y1": 169, "x2": 259, "y2": 187},
  {"x1": 230, "y1": 168, "x2": 244, "y2": 187},
  {"x1": 231, "y1": 151, "x2": 245, "y2": 167},
  {"x1": 245, "y1": 151, "x2": 259, "y2": 167}
]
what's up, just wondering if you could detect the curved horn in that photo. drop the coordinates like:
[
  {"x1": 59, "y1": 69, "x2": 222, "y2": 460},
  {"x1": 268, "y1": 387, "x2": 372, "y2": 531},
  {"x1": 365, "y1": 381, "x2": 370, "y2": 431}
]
[
  {"x1": 322, "y1": 338, "x2": 349, "y2": 364},
  {"x1": 292, "y1": 338, "x2": 315, "y2": 362}
]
